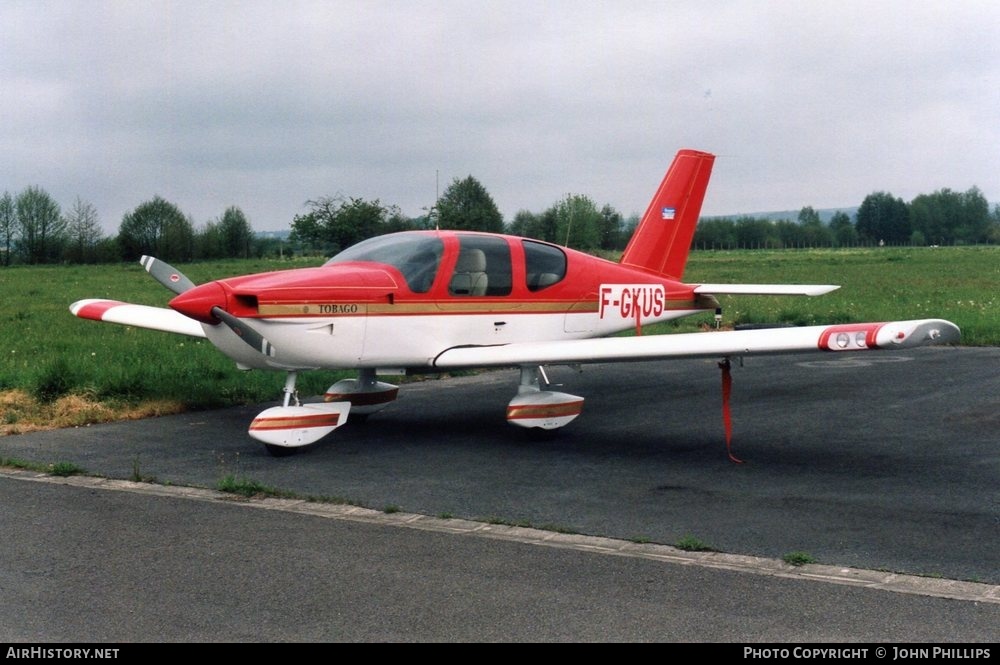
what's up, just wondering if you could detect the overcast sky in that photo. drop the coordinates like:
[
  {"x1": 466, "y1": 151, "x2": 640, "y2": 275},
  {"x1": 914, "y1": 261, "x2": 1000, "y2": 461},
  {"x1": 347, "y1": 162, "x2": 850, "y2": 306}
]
[{"x1": 2, "y1": 1, "x2": 998, "y2": 232}]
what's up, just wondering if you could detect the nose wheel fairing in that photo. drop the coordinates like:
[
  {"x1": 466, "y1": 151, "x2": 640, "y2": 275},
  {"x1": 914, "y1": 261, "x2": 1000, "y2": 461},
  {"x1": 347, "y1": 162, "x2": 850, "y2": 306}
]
[
  {"x1": 323, "y1": 369, "x2": 399, "y2": 415},
  {"x1": 249, "y1": 371, "x2": 352, "y2": 450},
  {"x1": 249, "y1": 402, "x2": 352, "y2": 447}
]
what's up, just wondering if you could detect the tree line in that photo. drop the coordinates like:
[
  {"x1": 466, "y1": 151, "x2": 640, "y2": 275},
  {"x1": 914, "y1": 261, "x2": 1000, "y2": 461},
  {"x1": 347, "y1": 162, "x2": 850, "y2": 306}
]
[
  {"x1": 289, "y1": 175, "x2": 636, "y2": 256},
  {"x1": 3, "y1": 178, "x2": 997, "y2": 267},
  {"x1": 0, "y1": 187, "x2": 259, "y2": 266},
  {"x1": 694, "y1": 188, "x2": 1000, "y2": 250}
]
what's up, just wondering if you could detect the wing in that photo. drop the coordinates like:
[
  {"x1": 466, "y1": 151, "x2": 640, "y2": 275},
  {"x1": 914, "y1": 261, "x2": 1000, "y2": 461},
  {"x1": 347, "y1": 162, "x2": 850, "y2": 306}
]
[
  {"x1": 70, "y1": 299, "x2": 207, "y2": 338},
  {"x1": 694, "y1": 284, "x2": 839, "y2": 296},
  {"x1": 433, "y1": 319, "x2": 959, "y2": 368}
]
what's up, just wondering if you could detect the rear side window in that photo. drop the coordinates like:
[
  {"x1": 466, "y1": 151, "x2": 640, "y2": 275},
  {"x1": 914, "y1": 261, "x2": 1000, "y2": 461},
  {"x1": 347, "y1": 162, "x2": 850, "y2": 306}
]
[{"x1": 523, "y1": 240, "x2": 566, "y2": 291}]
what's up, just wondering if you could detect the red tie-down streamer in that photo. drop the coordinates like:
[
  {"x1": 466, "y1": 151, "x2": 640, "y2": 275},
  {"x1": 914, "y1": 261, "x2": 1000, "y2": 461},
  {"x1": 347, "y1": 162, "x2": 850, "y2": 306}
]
[{"x1": 719, "y1": 357, "x2": 744, "y2": 464}]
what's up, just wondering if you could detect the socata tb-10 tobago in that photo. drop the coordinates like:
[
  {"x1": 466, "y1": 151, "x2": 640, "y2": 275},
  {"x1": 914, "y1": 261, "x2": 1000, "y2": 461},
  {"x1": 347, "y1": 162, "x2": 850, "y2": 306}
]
[{"x1": 71, "y1": 150, "x2": 959, "y2": 458}]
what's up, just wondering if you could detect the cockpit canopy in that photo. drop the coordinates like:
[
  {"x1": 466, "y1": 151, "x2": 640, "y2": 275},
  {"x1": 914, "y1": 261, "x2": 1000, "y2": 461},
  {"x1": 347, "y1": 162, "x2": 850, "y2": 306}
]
[
  {"x1": 326, "y1": 232, "x2": 444, "y2": 293},
  {"x1": 326, "y1": 231, "x2": 567, "y2": 295}
]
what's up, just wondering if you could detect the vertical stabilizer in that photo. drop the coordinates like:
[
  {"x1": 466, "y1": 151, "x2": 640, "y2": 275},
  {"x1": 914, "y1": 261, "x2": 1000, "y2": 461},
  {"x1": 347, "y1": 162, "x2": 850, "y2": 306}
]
[{"x1": 620, "y1": 149, "x2": 715, "y2": 279}]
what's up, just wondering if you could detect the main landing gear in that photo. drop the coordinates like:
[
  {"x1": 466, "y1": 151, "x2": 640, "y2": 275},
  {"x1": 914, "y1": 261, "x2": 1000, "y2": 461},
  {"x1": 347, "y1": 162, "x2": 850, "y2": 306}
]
[
  {"x1": 323, "y1": 368, "x2": 399, "y2": 422},
  {"x1": 506, "y1": 366, "x2": 584, "y2": 433}
]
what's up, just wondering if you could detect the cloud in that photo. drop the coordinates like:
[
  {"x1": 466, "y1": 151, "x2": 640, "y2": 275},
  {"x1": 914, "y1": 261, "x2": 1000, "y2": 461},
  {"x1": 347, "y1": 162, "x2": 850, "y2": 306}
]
[{"x1": 2, "y1": 1, "x2": 998, "y2": 233}]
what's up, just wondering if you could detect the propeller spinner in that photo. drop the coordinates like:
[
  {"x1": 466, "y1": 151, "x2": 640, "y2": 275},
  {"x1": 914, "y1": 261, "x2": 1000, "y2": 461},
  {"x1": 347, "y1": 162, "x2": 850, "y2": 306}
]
[{"x1": 140, "y1": 256, "x2": 277, "y2": 358}]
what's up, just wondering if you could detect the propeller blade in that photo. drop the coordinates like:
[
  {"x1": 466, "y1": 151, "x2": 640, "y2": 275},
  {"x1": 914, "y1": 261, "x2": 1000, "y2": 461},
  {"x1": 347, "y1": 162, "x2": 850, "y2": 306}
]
[
  {"x1": 211, "y1": 306, "x2": 277, "y2": 358},
  {"x1": 140, "y1": 255, "x2": 197, "y2": 295}
]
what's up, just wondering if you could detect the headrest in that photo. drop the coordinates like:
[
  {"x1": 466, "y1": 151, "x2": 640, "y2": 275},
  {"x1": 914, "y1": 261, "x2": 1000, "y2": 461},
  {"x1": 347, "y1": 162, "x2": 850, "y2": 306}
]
[{"x1": 455, "y1": 248, "x2": 486, "y2": 272}]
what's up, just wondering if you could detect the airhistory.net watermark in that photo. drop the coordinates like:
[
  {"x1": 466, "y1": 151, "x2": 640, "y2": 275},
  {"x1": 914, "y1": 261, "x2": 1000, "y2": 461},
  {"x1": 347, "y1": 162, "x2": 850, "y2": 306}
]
[{"x1": 5, "y1": 648, "x2": 119, "y2": 660}]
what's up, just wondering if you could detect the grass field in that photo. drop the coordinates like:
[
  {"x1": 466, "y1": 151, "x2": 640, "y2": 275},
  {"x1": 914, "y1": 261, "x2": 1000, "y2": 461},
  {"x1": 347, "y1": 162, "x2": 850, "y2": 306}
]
[
  {"x1": 1, "y1": 246, "x2": 996, "y2": 433},
  {"x1": 681, "y1": 246, "x2": 998, "y2": 344}
]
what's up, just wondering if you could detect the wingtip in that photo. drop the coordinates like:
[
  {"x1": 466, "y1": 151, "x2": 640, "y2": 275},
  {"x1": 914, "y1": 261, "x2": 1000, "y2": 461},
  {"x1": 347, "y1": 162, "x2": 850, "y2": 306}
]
[
  {"x1": 928, "y1": 320, "x2": 961, "y2": 345},
  {"x1": 70, "y1": 299, "x2": 125, "y2": 321}
]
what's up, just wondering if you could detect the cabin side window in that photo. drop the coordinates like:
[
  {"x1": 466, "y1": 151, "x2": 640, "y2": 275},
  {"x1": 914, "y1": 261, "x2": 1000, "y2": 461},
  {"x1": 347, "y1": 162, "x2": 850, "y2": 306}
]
[
  {"x1": 523, "y1": 240, "x2": 566, "y2": 291},
  {"x1": 449, "y1": 235, "x2": 512, "y2": 296}
]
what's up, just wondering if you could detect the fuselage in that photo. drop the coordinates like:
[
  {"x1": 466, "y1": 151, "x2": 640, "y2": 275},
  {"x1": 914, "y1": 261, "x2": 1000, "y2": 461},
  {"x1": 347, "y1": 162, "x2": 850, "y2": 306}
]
[{"x1": 169, "y1": 230, "x2": 717, "y2": 371}]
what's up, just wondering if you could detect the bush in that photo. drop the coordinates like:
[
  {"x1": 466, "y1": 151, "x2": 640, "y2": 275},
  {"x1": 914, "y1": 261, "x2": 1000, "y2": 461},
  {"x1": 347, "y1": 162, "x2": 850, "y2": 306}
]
[{"x1": 32, "y1": 358, "x2": 77, "y2": 401}]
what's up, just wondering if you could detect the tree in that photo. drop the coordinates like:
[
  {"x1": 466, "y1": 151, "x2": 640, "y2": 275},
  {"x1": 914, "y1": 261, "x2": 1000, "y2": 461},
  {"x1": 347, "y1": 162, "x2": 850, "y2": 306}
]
[
  {"x1": 288, "y1": 208, "x2": 326, "y2": 253},
  {"x1": 437, "y1": 176, "x2": 504, "y2": 233},
  {"x1": 218, "y1": 206, "x2": 254, "y2": 258},
  {"x1": 620, "y1": 214, "x2": 640, "y2": 243},
  {"x1": 63, "y1": 197, "x2": 103, "y2": 263},
  {"x1": 910, "y1": 187, "x2": 990, "y2": 245},
  {"x1": 797, "y1": 206, "x2": 833, "y2": 247},
  {"x1": 547, "y1": 194, "x2": 601, "y2": 250},
  {"x1": 693, "y1": 218, "x2": 737, "y2": 249},
  {"x1": 989, "y1": 205, "x2": 1000, "y2": 245},
  {"x1": 290, "y1": 196, "x2": 408, "y2": 255},
  {"x1": 15, "y1": 186, "x2": 65, "y2": 264},
  {"x1": 910, "y1": 189, "x2": 953, "y2": 245},
  {"x1": 958, "y1": 187, "x2": 991, "y2": 244},
  {"x1": 0, "y1": 192, "x2": 14, "y2": 266},
  {"x1": 332, "y1": 198, "x2": 395, "y2": 248},
  {"x1": 774, "y1": 219, "x2": 804, "y2": 248},
  {"x1": 829, "y1": 211, "x2": 857, "y2": 247},
  {"x1": 507, "y1": 209, "x2": 536, "y2": 238},
  {"x1": 734, "y1": 216, "x2": 779, "y2": 249},
  {"x1": 196, "y1": 220, "x2": 225, "y2": 259},
  {"x1": 118, "y1": 196, "x2": 194, "y2": 262},
  {"x1": 598, "y1": 204, "x2": 624, "y2": 250},
  {"x1": 797, "y1": 206, "x2": 821, "y2": 226},
  {"x1": 856, "y1": 192, "x2": 909, "y2": 245}
]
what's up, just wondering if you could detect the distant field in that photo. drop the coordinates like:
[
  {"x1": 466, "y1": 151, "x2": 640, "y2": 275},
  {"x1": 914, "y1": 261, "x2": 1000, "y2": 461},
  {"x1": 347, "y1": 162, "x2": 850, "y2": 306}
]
[
  {"x1": 681, "y1": 246, "x2": 998, "y2": 344},
  {"x1": 0, "y1": 246, "x2": 995, "y2": 432}
]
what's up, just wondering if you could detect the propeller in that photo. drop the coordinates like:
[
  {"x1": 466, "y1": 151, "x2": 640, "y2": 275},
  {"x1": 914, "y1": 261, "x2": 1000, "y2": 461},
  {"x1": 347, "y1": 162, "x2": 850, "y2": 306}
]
[
  {"x1": 140, "y1": 255, "x2": 196, "y2": 295},
  {"x1": 141, "y1": 255, "x2": 277, "y2": 358},
  {"x1": 211, "y1": 306, "x2": 277, "y2": 358}
]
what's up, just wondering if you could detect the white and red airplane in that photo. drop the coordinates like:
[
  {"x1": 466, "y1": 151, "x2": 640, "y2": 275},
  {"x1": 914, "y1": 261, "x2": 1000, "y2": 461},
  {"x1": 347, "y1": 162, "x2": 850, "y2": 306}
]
[{"x1": 71, "y1": 149, "x2": 960, "y2": 458}]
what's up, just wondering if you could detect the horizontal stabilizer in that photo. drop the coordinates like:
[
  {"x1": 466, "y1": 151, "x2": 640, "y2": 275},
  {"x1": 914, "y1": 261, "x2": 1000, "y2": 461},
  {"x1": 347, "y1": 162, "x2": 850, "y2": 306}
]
[
  {"x1": 434, "y1": 319, "x2": 960, "y2": 368},
  {"x1": 70, "y1": 299, "x2": 207, "y2": 338},
  {"x1": 694, "y1": 284, "x2": 839, "y2": 297}
]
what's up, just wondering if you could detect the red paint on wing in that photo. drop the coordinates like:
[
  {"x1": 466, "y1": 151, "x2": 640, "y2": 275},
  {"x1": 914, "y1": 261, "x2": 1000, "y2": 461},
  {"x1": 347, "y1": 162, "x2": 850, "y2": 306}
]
[
  {"x1": 817, "y1": 322, "x2": 886, "y2": 350},
  {"x1": 75, "y1": 300, "x2": 127, "y2": 321}
]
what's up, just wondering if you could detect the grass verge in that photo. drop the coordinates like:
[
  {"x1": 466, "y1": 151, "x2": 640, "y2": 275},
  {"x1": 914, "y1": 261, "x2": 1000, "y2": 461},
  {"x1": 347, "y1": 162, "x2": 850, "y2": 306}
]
[{"x1": 674, "y1": 534, "x2": 718, "y2": 552}]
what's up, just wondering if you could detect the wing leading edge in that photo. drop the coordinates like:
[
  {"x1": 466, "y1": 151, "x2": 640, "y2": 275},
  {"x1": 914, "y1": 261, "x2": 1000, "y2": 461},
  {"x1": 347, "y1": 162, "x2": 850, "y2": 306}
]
[{"x1": 433, "y1": 319, "x2": 960, "y2": 369}]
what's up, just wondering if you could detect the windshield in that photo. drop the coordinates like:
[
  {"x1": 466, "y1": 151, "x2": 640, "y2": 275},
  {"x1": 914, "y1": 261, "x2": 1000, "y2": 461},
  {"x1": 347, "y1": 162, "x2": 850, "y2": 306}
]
[{"x1": 326, "y1": 233, "x2": 444, "y2": 293}]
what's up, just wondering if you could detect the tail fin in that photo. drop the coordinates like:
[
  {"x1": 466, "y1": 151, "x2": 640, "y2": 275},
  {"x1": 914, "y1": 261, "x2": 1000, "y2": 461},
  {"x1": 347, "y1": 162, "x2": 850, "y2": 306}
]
[{"x1": 620, "y1": 149, "x2": 715, "y2": 279}]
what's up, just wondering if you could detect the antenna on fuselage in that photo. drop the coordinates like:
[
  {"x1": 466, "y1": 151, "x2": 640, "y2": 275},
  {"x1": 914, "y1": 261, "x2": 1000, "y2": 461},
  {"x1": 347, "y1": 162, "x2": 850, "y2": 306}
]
[
  {"x1": 423, "y1": 170, "x2": 441, "y2": 231},
  {"x1": 563, "y1": 194, "x2": 573, "y2": 247}
]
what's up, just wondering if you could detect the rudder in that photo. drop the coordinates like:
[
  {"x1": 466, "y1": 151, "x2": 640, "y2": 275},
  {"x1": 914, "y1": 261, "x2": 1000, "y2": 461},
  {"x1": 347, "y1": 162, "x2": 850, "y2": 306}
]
[{"x1": 620, "y1": 149, "x2": 715, "y2": 279}]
